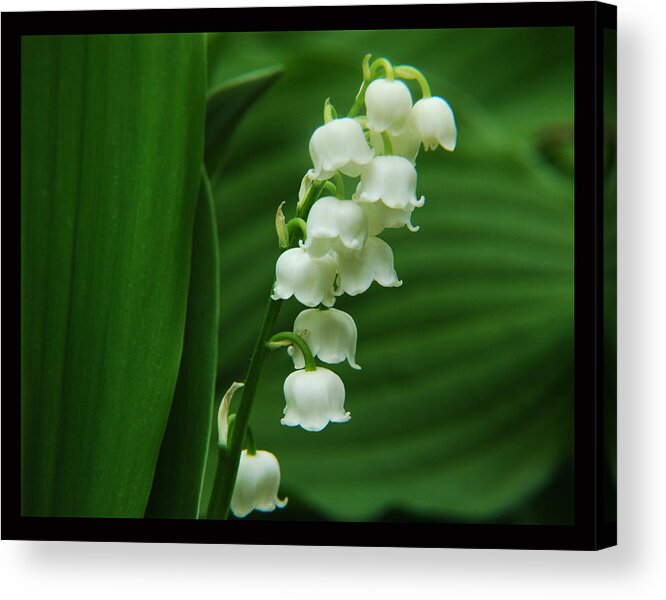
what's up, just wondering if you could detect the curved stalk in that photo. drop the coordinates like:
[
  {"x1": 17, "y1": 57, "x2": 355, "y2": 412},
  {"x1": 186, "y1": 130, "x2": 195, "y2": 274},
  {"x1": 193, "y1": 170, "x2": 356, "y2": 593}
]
[
  {"x1": 268, "y1": 331, "x2": 316, "y2": 371},
  {"x1": 286, "y1": 217, "x2": 307, "y2": 244},
  {"x1": 332, "y1": 172, "x2": 346, "y2": 199},
  {"x1": 394, "y1": 65, "x2": 432, "y2": 98},
  {"x1": 370, "y1": 57, "x2": 395, "y2": 80},
  {"x1": 207, "y1": 293, "x2": 282, "y2": 519}
]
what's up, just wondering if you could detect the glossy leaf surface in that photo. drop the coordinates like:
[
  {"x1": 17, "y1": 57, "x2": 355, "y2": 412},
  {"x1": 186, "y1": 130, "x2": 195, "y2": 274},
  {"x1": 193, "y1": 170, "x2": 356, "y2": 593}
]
[{"x1": 21, "y1": 34, "x2": 207, "y2": 517}]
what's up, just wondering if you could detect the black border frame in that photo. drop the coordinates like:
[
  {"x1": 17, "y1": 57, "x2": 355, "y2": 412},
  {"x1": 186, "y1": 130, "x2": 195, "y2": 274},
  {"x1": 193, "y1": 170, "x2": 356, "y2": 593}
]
[{"x1": 2, "y1": 1, "x2": 617, "y2": 550}]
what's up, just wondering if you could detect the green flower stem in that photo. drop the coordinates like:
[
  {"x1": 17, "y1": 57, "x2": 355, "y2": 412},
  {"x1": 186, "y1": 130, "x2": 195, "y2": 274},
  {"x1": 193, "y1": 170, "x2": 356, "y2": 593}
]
[
  {"x1": 296, "y1": 179, "x2": 326, "y2": 222},
  {"x1": 268, "y1": 331, "x2": 316, "y2": 371},
  {"x1": 348, "y1": 80, "x2": 369, "y2": 118},
  {"x1": 245, "y1": 427, "x2": 257, "y2": 456},
  {"x1": 362, "y1": 53, "x2": 372, "y2": 81},
  {"x1": 332, "y1": 172, "x2": 346, "y2": 199},
  {"x1": 322, "y1": 181, "x2": 337, "y2": 196},
  {"x1": 371, "y1": 57, "x2": 395, "y2": 80},
  {"x1": 394, "y1": 65, "x2": 432, "y2": 98},
  {"x1": 286, "y1": 217, "x2": 307, "y2": 245},
  {"x1": 207, "y1": 293, "x2": 283, "y2": 519},
  {"x1": 381, "y1": 131, "x2": 394, "y2": 155}
]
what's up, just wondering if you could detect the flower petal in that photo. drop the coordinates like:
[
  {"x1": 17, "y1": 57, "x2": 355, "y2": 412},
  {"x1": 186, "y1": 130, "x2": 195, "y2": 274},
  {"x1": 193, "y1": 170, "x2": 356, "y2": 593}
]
[{"x1": 334, "y1": 237, "x2": 402, "y2": 296}]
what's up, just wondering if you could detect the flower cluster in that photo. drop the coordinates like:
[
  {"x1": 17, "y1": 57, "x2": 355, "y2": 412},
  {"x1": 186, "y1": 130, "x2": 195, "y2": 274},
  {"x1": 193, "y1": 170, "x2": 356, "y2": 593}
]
[
  {"x1": 225, "y1": 55, "x2": 456, "y2": 518},
  {"x1": 272, "y1": 55, "x2": 456, "y2": 433}
]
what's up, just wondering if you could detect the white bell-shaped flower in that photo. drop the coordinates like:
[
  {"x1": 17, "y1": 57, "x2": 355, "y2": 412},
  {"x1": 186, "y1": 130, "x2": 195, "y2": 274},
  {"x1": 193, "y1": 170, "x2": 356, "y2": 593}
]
[
  {"x1": 357, "y1": 199, "x2": 420, "y2": 236},
  {"x1": 370, "y1": 128, "x2": 421, "y2": 164},
  {"x1": 410, "y1": 96, "x2": 457, "y2": 151},
  {"x1": 272, "y1": 247, "x2": 336, "y2": 307},
  {"x1": 230, "y1": 449, "x2": 288, "y2": 518},
  {"x1": 289, "y1": 308, "x2": 361, "y2": 370},
  {"x1": 281, "y1": 367, "x2": 350, "y2": 432},
  {"x1": 334, "y1": 236, "x2": 402, "y2": 296},
  {"x1": 355, "y1": 156, "x2": 424, "y2": 210},
  {"x1": 303, "y1": 196, "x2": 369, "y2": 258},
  {"x1": 309, "y1": 118, "x2": 374, "y2": 179},
  {"x1": 365, "y1": 78, "x2": 413, "y2": 135}
]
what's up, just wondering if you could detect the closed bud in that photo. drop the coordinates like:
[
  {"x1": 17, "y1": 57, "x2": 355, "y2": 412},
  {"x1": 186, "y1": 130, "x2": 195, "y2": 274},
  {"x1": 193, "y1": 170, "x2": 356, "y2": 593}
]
[
  {"x1": 309, "y1": 118, "x2": 374, "y2": 179},
  {"x1": 230, "y1": 450, "x2": 288, "y2": 518},
  {"x1": 290, "y1": 308, "x2": 361, "y2": 370},
  {"x1": 365, "y1": 78, "x2": 413, "y2": 135},
  {"x1": 410, "y1": 96, "x2": 457, "y2": 152},
  {"x1": 303, "y1": 196, "x2": 369, "y2": 258},
  {"x1": 281, "y1": 367, "x2": 350, "y2": 432},
  {"x1": 272, "y1": 247, "x2": 337, "y2": 307}
]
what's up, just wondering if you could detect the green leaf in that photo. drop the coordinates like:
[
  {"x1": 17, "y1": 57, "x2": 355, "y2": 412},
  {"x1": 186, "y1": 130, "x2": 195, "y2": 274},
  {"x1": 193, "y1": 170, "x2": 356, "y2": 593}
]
[
  {"x1": 145, "y1": 168, "x2": 219, "y2": 519},
  {"x1": 209, "y1": 28, "x2": 575, "y2": 522},
  {"x1": 204, "y1": 65, "x2": 283, "y2": 181},
  {"x1": 21, "y1": 34, "x2": 207, "y2": 517}
]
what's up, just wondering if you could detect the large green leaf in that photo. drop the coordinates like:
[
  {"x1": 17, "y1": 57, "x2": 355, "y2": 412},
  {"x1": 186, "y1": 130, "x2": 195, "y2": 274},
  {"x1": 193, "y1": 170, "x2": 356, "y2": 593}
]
[
  {"x1": 205, "y1": 65, "x2": 283, "y2": 181},
  {"x1": 209, "y1": 28, "x2": 574, "y2": 522},
  {"x1": 21, "y1": 34, "x2": 207, "y2": 517},
  {"x1": 145, "y1": 169, "x2": 219, "y2": 519}
]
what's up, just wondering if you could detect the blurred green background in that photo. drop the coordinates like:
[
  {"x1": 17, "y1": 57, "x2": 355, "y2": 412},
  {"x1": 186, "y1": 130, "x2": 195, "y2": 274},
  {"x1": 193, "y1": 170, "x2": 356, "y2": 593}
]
[{"x1": 207, "y1": 28, "x2": 575, "y2": 524}]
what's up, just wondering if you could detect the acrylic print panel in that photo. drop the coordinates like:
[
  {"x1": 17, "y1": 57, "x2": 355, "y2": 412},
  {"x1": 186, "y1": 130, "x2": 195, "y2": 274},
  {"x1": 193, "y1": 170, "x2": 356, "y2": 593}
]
[{"x1": 19, "y1": 26, "x2": 576, "y2": 529}]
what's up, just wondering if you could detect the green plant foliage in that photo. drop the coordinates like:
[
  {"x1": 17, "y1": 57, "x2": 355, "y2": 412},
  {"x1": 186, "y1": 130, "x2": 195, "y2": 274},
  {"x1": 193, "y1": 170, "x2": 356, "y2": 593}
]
[
  {"x1": 145, "y1": 169, "x2": 219, "y2": 519},
  {"x1": 21, "y1": 34, "x2": 207, "y2": 517},
  {"x1": 205, "y1": 66, "x2": 283, "y2": 181},
  {"x1": 209, "y1": 28, "x2": 575, "y2": 522},
  {"x1": 202, "y1": 73, "x2": 287, "y2": 512}
]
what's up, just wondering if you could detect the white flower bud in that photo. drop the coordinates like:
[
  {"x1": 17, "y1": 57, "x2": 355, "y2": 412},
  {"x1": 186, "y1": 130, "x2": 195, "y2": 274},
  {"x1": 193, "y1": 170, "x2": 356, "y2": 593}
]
[
  {"x1": 217, "y1": 381, "x2": 244, "y2": 448},
  {"x1": 230, "y1": 449, "x2": 288, "y2": 518},
  {"x1": 309, "y1": 118, "x2": 373, "y2": 179},
  {"x1": 272, "y1": 247, "x2": 336, "y2": 307},
  {"x1": 334, "y1": 237, "x2": 402, "y2": 296},
  {"x1": 281, "y1": 366, "x2": 350, "y2": 432},
  {"x1": 298, "y1": 169, "x2": 316, "y2": 205},
  {"x1": 289, "y1": 308, "x2": 361, "y2": 370},
  {"x1": 365, "y1": 78, "x2": 413, "y2": 135},
  {"x1": 410, "y1": 96, "x2": 457, "y2": 151},
  {"x1": 356, "y1": 156, "x2": 424, "y2": 209},
  {"x1": 275, "y1": 202, "x2": 289, "y2": 248},
  {"x1": 303, "y1": 196, "x2": 369, "y2": 258}
]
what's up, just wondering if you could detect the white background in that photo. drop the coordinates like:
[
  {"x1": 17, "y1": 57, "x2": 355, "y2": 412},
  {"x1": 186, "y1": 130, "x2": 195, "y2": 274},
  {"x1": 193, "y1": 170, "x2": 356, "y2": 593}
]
[{"x1": 2, "y1": 0, "x2": 665, "y2": 598}]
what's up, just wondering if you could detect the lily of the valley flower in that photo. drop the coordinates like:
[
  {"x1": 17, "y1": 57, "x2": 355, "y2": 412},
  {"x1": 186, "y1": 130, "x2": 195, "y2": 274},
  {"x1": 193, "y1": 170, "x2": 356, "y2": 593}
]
[
  {"x1": 410, "y1": 96, "x2": 457, "y2": 152},
  {"x1": 309, "y1": 117, "x2": 374, "y2": 179},
  {"x1": 303, "y1": 196, "x2": 369, "y2": 258},
  {"x1": 357, "y1": 199, "x2": 419, "y2": 236},
  {"x1": 272, "y1": 247, "x2": 336, "y2": 307},
  {"x1": 370, "y1": 128, "x2": 421, "y2": 164},
  {"x1": 289, "y1": 308, "x2": 361, "y2": 370},
  {"x1": 365, "y1": 78, "x2": 413, "y2": 135},
  {"x1": 355, "y1": 156, "x2": 424, "y2": 210},
  {"x1": 281, "y1": 366, "x2": 350, "y2": 431},
  {"x1": 230, "y1": 449, "x2": 288, "y2": 518},
  {"x1": 334, "y1": 236, "x2": 402, "y2": 296}
]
